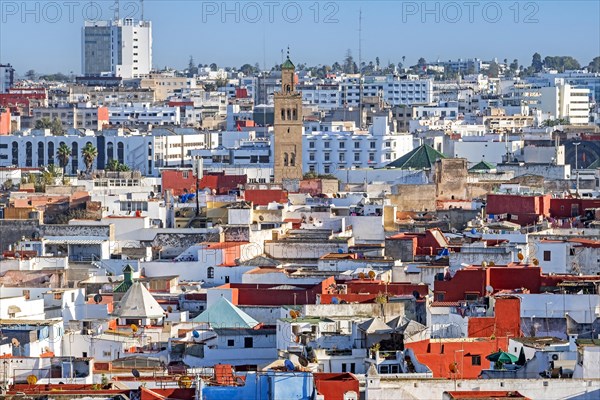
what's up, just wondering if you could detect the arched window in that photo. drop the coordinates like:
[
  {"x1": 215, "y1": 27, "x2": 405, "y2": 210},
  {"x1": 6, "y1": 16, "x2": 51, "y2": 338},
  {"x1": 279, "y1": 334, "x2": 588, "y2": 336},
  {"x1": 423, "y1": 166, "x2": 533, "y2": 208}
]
[
  {"x1": 47, "y1": 142, "x2": 54, "y2": 165},
  {"x1": 285, "y1": 84, "x2": 291, "y2": 93},
  {"x1": 37, "y1": 142, "x2": 44, "y2": 167},
  {"x1": 25, "y1": 142, "x2": 32, "y2": 167},
  {"x1": 12, "y1": 142, "x2": 18, "y2": 165},
  {"x1": 292, "y1": 108, "x2": 297, "y2": 120},
  {"x1": 117, "y1": 142, "x2": 124, "y2": 164},
  {"x1": 71, "y1": 142, "x2": 79, "y2": 174},
  {"x1": 281, "y1": 109, "x2": 285, "y2": 120},
  {"x1": 290, "y1": 153, "x2": 296, "y2": 166},
  {"x1": 286, "y1": 109, "x2": 291, "y2": 120},
  {"x1": 107, "y1": 142, "x2": 114, "y2": 161},
  {"x1": 207, "y1": 267, "x2": 214, "y2": 279},
  {"x1": 283, "y1": 153, "x2": 289, "y2": 166}
]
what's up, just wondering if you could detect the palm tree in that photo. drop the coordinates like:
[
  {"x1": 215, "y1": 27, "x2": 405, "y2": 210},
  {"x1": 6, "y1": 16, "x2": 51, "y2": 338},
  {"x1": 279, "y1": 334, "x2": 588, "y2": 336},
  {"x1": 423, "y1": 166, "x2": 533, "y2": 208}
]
[
  {"x1": 106, "y1": 159, "x2": 120, "y2": 172},
  {"x1": 81, "y1": 143, "x2": 98, "y2": 174},
  {"x1": 56, "y1": 143, "x2": 71, "y2": 184}
]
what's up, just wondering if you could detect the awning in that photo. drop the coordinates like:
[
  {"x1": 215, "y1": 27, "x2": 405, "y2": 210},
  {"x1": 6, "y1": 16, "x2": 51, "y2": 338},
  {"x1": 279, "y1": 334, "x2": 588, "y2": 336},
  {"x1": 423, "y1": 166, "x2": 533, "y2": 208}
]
[
  {"x1": 7, "y1": 305, "x2": 21, "y2": 314},
  {"x1": 44, "y1": 236, "x2": 107, "y2": 245}
]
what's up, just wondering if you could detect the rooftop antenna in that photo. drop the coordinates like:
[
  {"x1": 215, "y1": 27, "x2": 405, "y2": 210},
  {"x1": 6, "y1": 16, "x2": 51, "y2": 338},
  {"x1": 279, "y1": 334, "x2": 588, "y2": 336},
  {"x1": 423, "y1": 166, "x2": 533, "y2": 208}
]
[
  {"x1": 140, "y1": 0, "x2": 144, "y2": 20},
  {"x1": 114, "y1": 0, "x2": 120, "y2": 21},
  {"x1": 358, "y1": 9, "x2": 364, "y2": 128}
]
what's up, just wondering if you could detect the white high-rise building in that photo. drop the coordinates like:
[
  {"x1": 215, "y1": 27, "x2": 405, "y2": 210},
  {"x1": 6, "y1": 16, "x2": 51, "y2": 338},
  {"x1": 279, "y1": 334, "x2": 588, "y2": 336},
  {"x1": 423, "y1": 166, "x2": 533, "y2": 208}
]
[
  {"x1": 0, "y1": 64, "x2": 15, "y2": 93},
  {"x1": 82, "y1": 18, "x2": 152, "y2": 79},
  {"x1": 539, "y1": 81, "x2": 591, "y2": 125}
]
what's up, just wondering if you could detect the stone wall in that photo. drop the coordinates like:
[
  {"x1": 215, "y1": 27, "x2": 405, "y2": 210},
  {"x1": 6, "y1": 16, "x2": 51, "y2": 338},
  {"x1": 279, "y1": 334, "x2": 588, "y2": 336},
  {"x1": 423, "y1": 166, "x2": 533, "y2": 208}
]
[{"x1": 0, "y1": 219, "x2": 40, "y2": 251}]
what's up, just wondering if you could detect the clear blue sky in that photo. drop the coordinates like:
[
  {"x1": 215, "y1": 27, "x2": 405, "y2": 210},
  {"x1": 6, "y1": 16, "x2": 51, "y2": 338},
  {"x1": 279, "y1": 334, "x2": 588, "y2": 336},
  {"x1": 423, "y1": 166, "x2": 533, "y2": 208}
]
[{"x1": 1, "y1": 0, "x2": 599, "y2": 75}]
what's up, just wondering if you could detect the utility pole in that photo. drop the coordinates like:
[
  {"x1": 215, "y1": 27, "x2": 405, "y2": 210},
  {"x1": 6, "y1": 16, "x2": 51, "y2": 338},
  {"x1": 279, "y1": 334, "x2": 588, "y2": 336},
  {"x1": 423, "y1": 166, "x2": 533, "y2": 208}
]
[
  {"x1": 573, "y1": 142, "x2": 580, "y2": 196},
  {"x1": 358, "y1": 9, "x2": 364, "y2": 128}
]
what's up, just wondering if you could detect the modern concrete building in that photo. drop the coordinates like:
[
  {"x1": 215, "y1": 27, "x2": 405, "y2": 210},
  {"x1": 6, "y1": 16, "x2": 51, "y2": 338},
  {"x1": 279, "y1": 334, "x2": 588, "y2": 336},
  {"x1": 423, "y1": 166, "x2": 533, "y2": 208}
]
[
  {"x1": 0, "y1": 63, "x2": 15, "y2": 93},
  {"x1": 82, "y1": 18, "x2": 152, "y2": 79}
]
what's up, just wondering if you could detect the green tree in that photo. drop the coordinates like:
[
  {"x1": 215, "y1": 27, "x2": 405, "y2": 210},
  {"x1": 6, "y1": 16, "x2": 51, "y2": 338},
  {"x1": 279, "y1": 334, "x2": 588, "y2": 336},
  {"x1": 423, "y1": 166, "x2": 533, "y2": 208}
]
[
  {"x1": 25, "y1": 69, "x2": 36, "y2": 80},
  {"x1": 34, "y1": 117, "x2": 52, "y2": 130},
  {"x1": 240, "y1": 63, "x2": 256, "y2": 76},
  {"x1": 50, "y1": 117, "x2": 65, "y2": 135},
  {"x1": 543, "y1": 56, "x2": 581, "y2": 72},
  {"x1": 81, "y1": 142, "x2": 98, "y2": 174},
  {"x1": 209, "y1": 63, "x2": 218, "y2": 71},
  {"x1": 106, "y1": 159, "x2": 120, "y2": 171},
  {"x1": 531, "y1": 53, "x2": 543, "y2": 72},
  {"x1": 510, "y1": 59, "x2": 519, "y2": 72},
  {"x1": 343, "y1": 49, "x2": 357, "y2": 74},
  {"x1": 56, "y1": 143, "x2": 71, "y2": 184},
  {"x1": 486, "y1": 61, "x2": 500, "y2": 78},
  {"x1": 187, "y1": 56, "x2": 198, "y2": 77},
  {"x1": 588, "y1": 56, "x2": 600, "y2": 73}
]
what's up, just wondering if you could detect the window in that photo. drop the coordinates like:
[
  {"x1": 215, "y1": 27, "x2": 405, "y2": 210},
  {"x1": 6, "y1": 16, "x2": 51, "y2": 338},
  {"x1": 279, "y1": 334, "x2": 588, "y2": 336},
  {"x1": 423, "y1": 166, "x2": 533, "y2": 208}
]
[
  {"x1": 569, "y1": 248, "x2": 576, "y2": 256},
  {"x1": 435, "y1": 292, "x2": 445, "y2": 301},
  {"x1": 324, "y1": 141, "x2": 330, "y2": 148},
  {"x1": 103, "y1": 351, "x2": 112, "y2": 357},
  {"x1": 182, "y1": 171, "x2": 189, "y2": 179},
  {"x1": 54, "y1": 292, "x2": 62, "y2": 300},
  {"x1": 324, "y1": 153, "x2": 330, "y2": 161},
  {"x1": 354, "y1": 153, "x2": 360, "y2": 162},
  {"x1": 543, "y1": 251, "x2": 551, "y2": 262},
  {"x1": 354, "y1": 141, "x2": 360, "y2": 149},
  {"x1": 227, "y1": 339, "x2": 235, "y2": 347},
  {"x1": 339, "y1": 142, "x2": 345, "y2": 149},
  {"x1": 207, "y1": 267, "x2": 214, "y2": 279},
  {"x1": 244, "y1": 337, "x2": 253, "y2": 348},
  {"x1": 309, "y1": 153, "x2": 315, "y2": 161},
  {"x1": 465, "y1": 293, "x2": 478, "y2": 301},
  {"x1": 339, "y1": 153, "x2": 345, "y2": 162},
  {"x1": 309, "y1": 141, "x2": 315, "y2": 149},
  {"x1": 342, "y1": 363, "x2": 347, "y2": 372},
  {"x1": 472, "y1": 355, "x2": 481, "y2": 365},
  {"x1": 370, "y1": 141, "x2": 376, "y2": 149},
  {"x1": 369, "y1": 153, "x2": 375, "y2": 162},
  {"x1": 324, "y1": 165, "x2": 330, "y2": 174}
]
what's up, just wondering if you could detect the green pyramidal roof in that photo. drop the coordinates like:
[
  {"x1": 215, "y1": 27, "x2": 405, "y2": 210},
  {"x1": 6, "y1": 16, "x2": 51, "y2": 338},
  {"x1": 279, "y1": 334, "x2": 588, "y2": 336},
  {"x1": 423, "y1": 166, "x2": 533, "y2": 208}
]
[
  {"x1": 588, "y1": 158, "x2": 600, "y2": 169},
  {"x1": 386, "y1": 144, "x2": 447, "y2": 170},
  {"x1": 192, "y1": 297, "x2": 258, "y2": 328},
  {"x1": 281, "y1": 57, "x2": 295, "y2": 69},
  {"x1": 469, "y1": 160, "x2": 496, "y2": 172}
]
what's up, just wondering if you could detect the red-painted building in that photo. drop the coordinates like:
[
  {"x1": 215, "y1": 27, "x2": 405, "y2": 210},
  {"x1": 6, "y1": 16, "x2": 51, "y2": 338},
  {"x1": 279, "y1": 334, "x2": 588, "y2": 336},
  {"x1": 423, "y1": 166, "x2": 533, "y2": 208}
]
[
  {"x1": 319, "y1": 279, "x2": 428, "y2": 304},
  {"x1": 244, "y1": 189, "x2": 288, "y2": 206},
  {"x1": 468, "y1": 297, "x2": 521, "y2": 339},
  {"x1": 162, "y1": 170, "x2": 246, "y2": 196},
  {"x1": 407, "y1": 337, "x2": 509, "y2": 378},
  {"x1": 216, "y1": 277, "x2": 337, "y2": 306},
  {"x1": 314, "y1": 373, "x2": 359, "y2": 400},
  {"x1": 486, "y1": 194, "x2": 551, "y2": 225},
  {"x1": 550, "y1": 198, "x2": 600, "y2": 218},
  {"x1": 0, "y1": 107, "x2": 10, "y2": 134},
  {"x1": 388, "y1": 228, "x2": 449, "y2": 257},
  {"x1": 0, "y1": 88, "x2": 47, "y2": 116}
]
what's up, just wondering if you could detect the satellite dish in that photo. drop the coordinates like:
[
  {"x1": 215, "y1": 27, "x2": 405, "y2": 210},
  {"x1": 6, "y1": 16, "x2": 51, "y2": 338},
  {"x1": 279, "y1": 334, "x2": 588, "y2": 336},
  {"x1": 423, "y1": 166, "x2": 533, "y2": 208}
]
[
  {"x1": 11, "y1": 338, "x2": 20, "y2": 347},
  {"x1": 517, "y1": 252, "x2": 524, "y2": 261},
  {"x1": 259, "y1": 215, "x2": 264, "y2": 221},
  {"x1": 532, "y1": 258, "x2": 539, "y2": 266},
  {"x1": 181, "y1": 286, "x2": 187, "y2": 292},
  {"x1": 486, "y1": 285, "x2": 494, "y2": 293},
  {"x1": 93, "y1": 294, "x2": 103, "y2": 304},
  {"x1": 358, "y1": 272, "x2": 366, "y2": 279},
  {"x1": 178, "y1": 376, "x2": 192, "y2": 388},
  {"x1": 192, "y1": 330, "x2": 200, "y2": 338},
  {"x1": 107, "y1": 277, "x2": 113, "y2": 283},
  {"x1": 337, "y1": 248, "x2": 344, "y2": 253},
  {"x1": 331, "y1": 297, "x2": 339, "y2": 304},
  {"x1": 298, "y1": 355, "x2": 309, "y2": 367},
  {"x1": 132, "y1": 369, "x2": 141, "y2": 379},
  {"x1": 368, "y1": 270, "x2": 376, "y2": 279},
  {"x1": 131, "y1": 324, "x2": 138, "y2": 333},
  {"x1": 481, "y1": 261, "x2": 488, "y2": 268},
  {"x1": 167, "y1": 306, "x2": 173, "y2": 313},
  {"x1": 489, "y1": 261, "x2": 496, "y2": 266},
  {"x1": 27, "y1": 375, "x2": 38, "y2": 385},
  {"x1": 449, "y1": 363, "x2": 458, "y2": 373},
  {"x1": 284, "y1": 359, "x2": 295, "y2": 371}
]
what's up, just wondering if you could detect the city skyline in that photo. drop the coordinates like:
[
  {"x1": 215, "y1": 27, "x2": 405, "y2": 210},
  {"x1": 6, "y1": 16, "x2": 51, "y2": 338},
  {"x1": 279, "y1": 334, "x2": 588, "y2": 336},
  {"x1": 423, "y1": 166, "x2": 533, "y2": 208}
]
[{"x1": 1, "y1": 0, "x2": 599, "y2": 75}]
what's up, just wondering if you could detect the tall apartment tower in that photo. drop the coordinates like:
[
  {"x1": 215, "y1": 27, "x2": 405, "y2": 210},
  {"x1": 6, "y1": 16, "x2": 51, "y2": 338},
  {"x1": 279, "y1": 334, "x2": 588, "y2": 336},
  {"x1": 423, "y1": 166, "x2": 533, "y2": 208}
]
[
  {"x1": 82, "y1": 18, "x2": 152, "y2": 79},
  {"x1": 273, "y1": 56, "x2": 303, "y2": 183},
  {"x1": 0, "y1": 64, "x2": 15, "y2": 93}
]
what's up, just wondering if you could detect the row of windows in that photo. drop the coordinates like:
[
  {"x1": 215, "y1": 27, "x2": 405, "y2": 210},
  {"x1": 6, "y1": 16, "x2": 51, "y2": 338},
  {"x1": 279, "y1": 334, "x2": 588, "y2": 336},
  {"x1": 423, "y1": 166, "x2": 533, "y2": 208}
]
[{"x1": 308, "y1": 140, "x2": 390, "y2": 149}]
